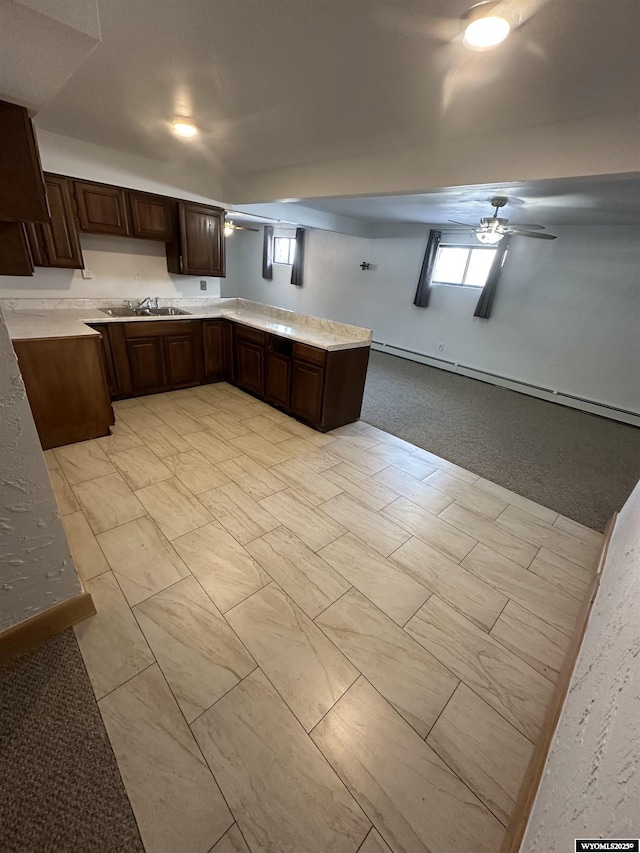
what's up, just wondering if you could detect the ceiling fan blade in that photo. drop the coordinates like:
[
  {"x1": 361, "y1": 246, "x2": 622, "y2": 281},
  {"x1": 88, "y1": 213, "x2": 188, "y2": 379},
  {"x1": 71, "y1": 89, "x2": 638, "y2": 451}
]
[
  {"x1": 508, "y1": 230, "x2": 557, "y2": 239},
  {"x1": 489, "y1": 0, "x2": 553, "y2": 29},
  {"x1": 505, "y1": 223, "x2": 545, "y2": 230},
  {"x1": 448, "y1": 220, "x2": 476, "y2": 227},
  {"x1": 236, "y1": 225, "x2": 260, "y2": 232}
]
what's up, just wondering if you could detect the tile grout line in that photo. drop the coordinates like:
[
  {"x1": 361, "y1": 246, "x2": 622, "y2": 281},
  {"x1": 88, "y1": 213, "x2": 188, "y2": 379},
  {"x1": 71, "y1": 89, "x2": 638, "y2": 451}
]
[
  {"x1": 312, "y1": 584, "x2": 463, "y2": 702},
  {"x1": 487, "y1": 597, "x2": 511, "y2": 634},
  {"x1": 402, "y1": 594, "x2": 544, "y2": 743},
  {"x1": 149, "y1": 662, "x2": 239, "y2": 851},
  {"x1": 94, "y1": 659, "x2": 157, "y2": 705},
  {"x1": 423, "y1": 715, "x2": 511, "y2": 832},
  {"x1": 421, "y1": 679, "x2": 462, "y2": 744},
  {"x1": 187, "y1": 664, "x2": 260, "y2": 730}
]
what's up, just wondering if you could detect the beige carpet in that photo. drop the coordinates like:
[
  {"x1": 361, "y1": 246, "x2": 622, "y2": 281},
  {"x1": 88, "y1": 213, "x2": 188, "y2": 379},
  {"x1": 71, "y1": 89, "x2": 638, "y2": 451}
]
[
  {"x1": 0, "y1": 629, "x2": 143, "y2": 853},
  {"x1": 362, "y1": 351, "x2": 640, "y2": 531}
]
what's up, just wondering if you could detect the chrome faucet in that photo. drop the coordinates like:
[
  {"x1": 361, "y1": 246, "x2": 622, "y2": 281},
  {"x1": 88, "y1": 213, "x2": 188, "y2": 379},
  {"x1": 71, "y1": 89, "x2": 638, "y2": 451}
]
[{"x1": 137, "y1": 296, "x2": 159, "y2": 309}]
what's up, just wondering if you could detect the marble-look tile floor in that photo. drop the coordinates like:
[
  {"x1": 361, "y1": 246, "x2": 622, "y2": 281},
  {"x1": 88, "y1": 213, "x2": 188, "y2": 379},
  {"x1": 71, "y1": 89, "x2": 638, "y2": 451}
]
[{"x1": 47, "y1": 383, "x2": 603, "y2": 853}]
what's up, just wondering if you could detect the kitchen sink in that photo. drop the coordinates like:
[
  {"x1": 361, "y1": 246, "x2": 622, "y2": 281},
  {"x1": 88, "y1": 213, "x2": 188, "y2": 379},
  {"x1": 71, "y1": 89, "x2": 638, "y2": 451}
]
[{"x1": 100, "y1": 306, "x2": 191, "y2": 317}]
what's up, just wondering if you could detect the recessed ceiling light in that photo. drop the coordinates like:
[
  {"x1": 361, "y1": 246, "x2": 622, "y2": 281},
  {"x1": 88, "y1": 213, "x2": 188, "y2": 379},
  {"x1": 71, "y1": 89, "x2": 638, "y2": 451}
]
[
  {"x1": 463, "y1": 15, "x2": 511, "y2": 50},
  {"x1": 171, "y1": 119, "x2": 198, "y2": 138}
]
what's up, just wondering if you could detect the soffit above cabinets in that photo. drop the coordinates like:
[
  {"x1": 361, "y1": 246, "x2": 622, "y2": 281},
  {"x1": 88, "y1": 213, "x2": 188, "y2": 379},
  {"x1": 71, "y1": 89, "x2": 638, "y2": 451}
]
[{"x1": 0, "y1": 0, "x2": 100, "y2": 112}]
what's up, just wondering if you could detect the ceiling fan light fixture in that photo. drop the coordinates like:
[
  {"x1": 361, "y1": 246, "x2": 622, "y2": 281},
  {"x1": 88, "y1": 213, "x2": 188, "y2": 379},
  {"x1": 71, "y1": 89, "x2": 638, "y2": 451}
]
[
  {"x1": 224, "y1": 221, "x2": 235, "y2": 237},
  {"x1": 171, "y1": 118, "x2": 199, "y2": 138},
  {"x1": 476, "y1": 230, "x2": 504, "y2": 244},
  {"x1": 463, "y1": 15, "x2": 511, "y2": 50}
]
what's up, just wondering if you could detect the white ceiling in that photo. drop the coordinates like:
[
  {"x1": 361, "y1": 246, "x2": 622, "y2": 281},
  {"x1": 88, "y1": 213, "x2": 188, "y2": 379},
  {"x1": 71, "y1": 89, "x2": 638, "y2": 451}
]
[
  {"x1": 33, "y1": 0, "x2": 640, "y2": 177},
  {"x1": 286, "y1": 174, "x2": 640, "y2": 227}
]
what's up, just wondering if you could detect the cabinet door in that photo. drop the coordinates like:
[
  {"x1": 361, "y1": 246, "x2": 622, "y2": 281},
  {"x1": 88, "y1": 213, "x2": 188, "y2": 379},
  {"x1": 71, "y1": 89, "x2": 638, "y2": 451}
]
[
  {"x1": 0, "y1": 222, "x2": 34, "y2": 275},
  {"x1": 235, "y1": 340, "x2": 264, "y2": 397},
  {"x1": 126, "y1": 337, "x2": 165, "y2": 392},
  {"x1": 221, "y1": 320, "x2": 233, "y2": 380},
  {"x1": 163, "y1": 334, "x2": 198, "y2": 388},
  {"x1": 40, "y1": 175, "x2": 84, "y2": 268},
  {"x1": 74, "y1": 181, "x2": 130, "y2": 235},
  {"x1": 13, "y1": 337, "x2": 113, "y2": 449},
  {"x1": 129, "y1": 192, "x2": 175, "y2": 241},
  {"x1": 24, "y1": 222, "x2": 47, "y2": 266},
  {"x1": 203, "y1": 320, "x2": 225, "y2": 380},
  {"x1": 0, "y1": 99, "x2": 48, "y2": 223},
  {"x1": 177, "y1": 202, "x2": 225, "y2": 276},
  {"x1": 290, "y1": 360, "x2": 325, "y2": 425},
  {"x1": 266, "y1": 351, "x2": 291, "y2": 410},
  {"x1": 88, "y1": 324, "x2": 119, "y2": 397}
]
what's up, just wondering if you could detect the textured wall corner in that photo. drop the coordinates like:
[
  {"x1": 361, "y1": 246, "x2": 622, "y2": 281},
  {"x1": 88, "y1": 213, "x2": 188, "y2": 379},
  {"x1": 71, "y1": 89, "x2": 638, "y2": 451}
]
[
  {"x1": 522, "y1": 482, "x2": 640, "y2": 850},
  {"x1": 0, "y1": 306, "x2": 81, "y2": 632}
]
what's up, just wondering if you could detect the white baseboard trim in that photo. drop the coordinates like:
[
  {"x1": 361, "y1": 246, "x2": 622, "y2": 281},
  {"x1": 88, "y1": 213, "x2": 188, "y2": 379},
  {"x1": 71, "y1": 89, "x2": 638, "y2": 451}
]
[{"x1": 371, "y1": 342, "x2": 640, "y2": 428}]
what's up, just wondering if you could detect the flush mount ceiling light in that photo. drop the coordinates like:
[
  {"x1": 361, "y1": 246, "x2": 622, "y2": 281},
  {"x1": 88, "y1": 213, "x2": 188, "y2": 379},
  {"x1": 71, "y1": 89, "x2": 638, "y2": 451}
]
[
  {"x1": 171, "y1": 118, "x2": 198, "y2": 138},
  {"x1": 461, "y1": 1, "x2": 511, "y2": 50},
  {"x1": 463, "y1": 15, "x2": 510, "y2": 49}
]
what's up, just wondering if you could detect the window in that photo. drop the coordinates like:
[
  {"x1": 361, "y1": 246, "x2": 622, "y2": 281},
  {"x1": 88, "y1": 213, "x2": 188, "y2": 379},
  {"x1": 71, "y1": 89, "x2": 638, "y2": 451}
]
[
  {"x1": 273, "y1": 236, "x2": 296, "y2": 265},
  {"x1": 432, "y1": 245, "x2": 497, "y2": 288}
]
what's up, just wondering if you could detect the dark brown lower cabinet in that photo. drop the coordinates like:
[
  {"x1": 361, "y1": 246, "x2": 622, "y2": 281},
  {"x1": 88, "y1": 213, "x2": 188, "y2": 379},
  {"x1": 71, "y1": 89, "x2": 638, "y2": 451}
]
[
  {"x1": 290, "y1": 359, "x2": 325, "y2": 424},
  {"x1": 266, "y1": 351, "x2": 291, "y2": 410},
  {"x1": 90, "y1": 324, "x2": 119, "y2": 397},
  {"x1": 126, "y1": 337, "x2": 165, "y2": 393},
  {"x1": 85, "y1": 317, "x2": 369, "y2": 435},
  {"x1": 203, "y1": 319, "x2": 233, "y2": 381},
  {"x1": 235, "y1": 340, "x2": 264, "y2": 396},
  {"x1": 105, "y1": 320, "x2": 203, "y2": 396},
  {"x1": 164, "y1": 334, "x2": 198, "y2": 387},
  {"x1": 13, "y1": 336, "x2": 114, "y2": 449}
]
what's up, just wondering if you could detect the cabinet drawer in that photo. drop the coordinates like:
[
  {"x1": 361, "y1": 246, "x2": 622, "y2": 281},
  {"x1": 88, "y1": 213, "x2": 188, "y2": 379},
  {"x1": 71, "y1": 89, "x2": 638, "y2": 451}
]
[
  {"x1": 234, "y1": 323, "x2": 266, "y2": 345},
  {"x1": 123, "y1": 319, "x2": 194, "y2": 338},
  {"x1": 293, "y1": 341, "x2": 326, "y2": 366}
]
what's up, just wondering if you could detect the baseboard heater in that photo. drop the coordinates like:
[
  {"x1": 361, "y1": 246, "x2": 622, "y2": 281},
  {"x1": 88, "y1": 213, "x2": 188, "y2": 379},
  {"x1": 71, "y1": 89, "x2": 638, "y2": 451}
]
[{"x1": 371, "y1": 341, "x2": 640, "y2": 428}]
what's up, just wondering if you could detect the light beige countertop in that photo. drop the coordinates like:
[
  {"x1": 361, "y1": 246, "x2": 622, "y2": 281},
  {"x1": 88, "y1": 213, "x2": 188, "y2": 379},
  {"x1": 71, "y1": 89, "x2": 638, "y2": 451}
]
[{"x1": 1, "y1": 298, "x2": 372, "y2": 352}]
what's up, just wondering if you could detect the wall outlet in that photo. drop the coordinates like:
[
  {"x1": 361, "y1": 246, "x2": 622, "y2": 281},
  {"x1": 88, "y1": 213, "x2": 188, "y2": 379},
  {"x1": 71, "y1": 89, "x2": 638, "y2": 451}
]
[
  {"x1": 134, "y1": 271, "x2": 141, "y2": 280},
  {"x1": 200, "y1": 280, "x2": 207, "y2": 291},
  {"x1": 81, "y1": 269, "x2": 93, "y2": 279},
  {"x1": 437, "y1": 342, "x2": 444, "y2": 351}
]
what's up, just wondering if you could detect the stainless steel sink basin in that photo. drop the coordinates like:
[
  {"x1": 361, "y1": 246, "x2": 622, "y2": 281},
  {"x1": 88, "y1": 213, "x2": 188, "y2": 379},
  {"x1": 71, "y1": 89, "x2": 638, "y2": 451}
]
[{"x1": 100, "y1": 306, "x2": 191, "y2": 317}]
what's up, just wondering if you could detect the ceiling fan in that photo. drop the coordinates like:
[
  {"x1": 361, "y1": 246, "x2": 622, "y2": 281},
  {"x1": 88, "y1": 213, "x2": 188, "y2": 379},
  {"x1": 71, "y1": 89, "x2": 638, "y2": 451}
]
[
  {"x1": 449, "y1": 196, "x2": 557, "y2": 243},
  {"x1": 224, "y1": 219, "x2": 259, "y2": 235}
]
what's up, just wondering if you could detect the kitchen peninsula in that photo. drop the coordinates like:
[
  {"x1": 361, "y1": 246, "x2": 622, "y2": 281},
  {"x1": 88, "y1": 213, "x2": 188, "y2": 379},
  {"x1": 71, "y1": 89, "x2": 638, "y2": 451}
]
[{"x1": 4, "y1": 298, "x2": 372, "y2": 448}]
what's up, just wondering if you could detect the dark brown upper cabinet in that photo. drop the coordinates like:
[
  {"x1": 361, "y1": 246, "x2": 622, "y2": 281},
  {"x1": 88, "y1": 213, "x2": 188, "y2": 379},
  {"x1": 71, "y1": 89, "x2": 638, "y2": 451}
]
[
  {"x1": 74, "y1": 180, "x2": 130, "y2": 236},
  {"x1": 166, "y1": 202, "x2": 225, "y2": 277},
  {"x1": 0, "y1": 221, "x2": 34, "y2": 275},
  {"x1": 129, "y1": 191, "x2": 175, "y2": 241},
  {"x1": 28, "y1": 174, "x2": 83, "y2": 269},
  {"x1": 0, "y1": 99, "x2": 49, "y2": 223}
]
